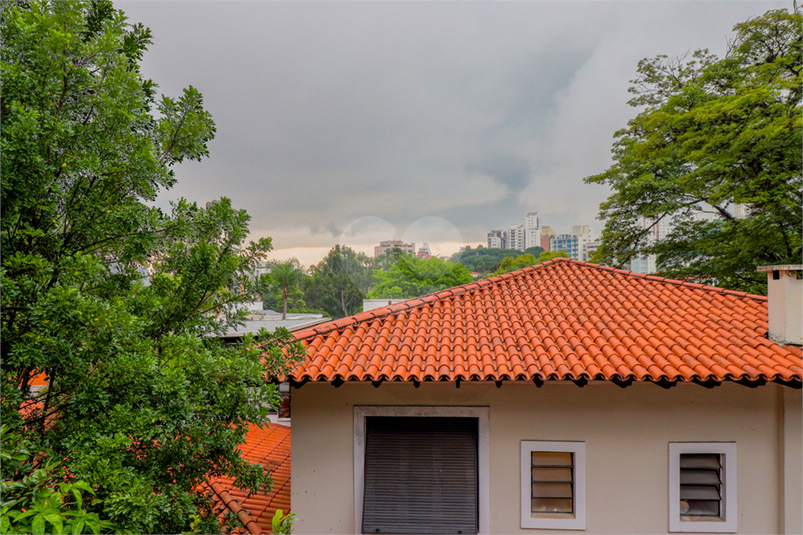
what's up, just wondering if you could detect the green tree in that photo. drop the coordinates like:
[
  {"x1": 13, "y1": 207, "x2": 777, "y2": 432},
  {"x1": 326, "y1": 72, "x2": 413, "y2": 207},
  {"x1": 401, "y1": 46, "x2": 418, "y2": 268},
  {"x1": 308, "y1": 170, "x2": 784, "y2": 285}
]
[
  {"x1": 450, "y1": 248, "x2": 522, "y2": 274},
  {"x1": 265, "y1": 259, "x2": 305, "y2": 320},
  {"x1": 373, "y1": 247, "x2": 408, "y2": 271},
  {"x1": 0, "y1": 1, "x2": 305, "y2": 532},
  {"x1": 524, "y1": 246, "x2": 545, "y2": 258},
  {"x1": 303, "y1": 245, "x2": 373, "y2": 318},
  {"x1": 585, "y1": 9, "x2": 802, "y2": 293},
  {"x1": 367, "y1": 256, "x2": 473, "y2": 299},
  {"x1": 492, "y1": 250, "x2": 569, "y2": 275}
]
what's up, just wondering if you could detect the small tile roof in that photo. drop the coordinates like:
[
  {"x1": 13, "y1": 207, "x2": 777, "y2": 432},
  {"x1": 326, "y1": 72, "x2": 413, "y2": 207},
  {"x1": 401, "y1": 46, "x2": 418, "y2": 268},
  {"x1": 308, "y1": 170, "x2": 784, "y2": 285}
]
[
  {"x1": 290, "y1": 259, "x2": 802, "y2": 387},
  {"x1": 206, "y1": 423, "x2": 291, "y2": 534}
]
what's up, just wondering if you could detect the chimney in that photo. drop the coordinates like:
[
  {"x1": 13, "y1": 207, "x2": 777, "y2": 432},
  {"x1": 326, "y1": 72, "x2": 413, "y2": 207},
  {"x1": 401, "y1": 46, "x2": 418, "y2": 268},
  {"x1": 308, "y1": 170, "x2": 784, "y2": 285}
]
[{"x1": 757, "y1": 265, "x2": 803, "y2": 345}]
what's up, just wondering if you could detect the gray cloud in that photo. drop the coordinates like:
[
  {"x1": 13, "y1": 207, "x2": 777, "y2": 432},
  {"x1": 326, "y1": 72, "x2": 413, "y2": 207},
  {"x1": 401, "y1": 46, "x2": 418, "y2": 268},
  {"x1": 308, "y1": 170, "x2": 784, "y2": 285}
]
[{"x1": 119, "y1": 0, "x2": 788, "y2": 261}]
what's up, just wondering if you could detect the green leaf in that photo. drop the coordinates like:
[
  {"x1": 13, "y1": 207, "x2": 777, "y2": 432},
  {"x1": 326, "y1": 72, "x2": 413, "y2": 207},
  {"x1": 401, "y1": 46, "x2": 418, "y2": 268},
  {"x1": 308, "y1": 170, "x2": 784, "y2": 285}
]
[
  {"x1": 31, "y1": 514, "x2": 45, "y2": 535},
  {"x1": 70, "y1": 489, "x2": 82, "y2": 510},
  {"x1": 71, "y1": 519, "x2": 85, "y2": 535}
]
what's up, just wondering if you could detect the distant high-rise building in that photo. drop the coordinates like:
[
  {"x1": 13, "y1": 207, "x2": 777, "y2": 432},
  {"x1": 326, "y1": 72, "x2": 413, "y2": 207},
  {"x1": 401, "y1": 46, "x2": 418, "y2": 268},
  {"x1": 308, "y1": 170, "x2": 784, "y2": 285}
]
[
  {"x1": 550, "y1": 234, "x2": 582, "y2": 261},
  {"x1": 627, "y1": 217, "x2": 675, "y2": 274},
  {"x1": 732, "y1": 203, "x2": 749, "y2": 220},
  {"x1": 487, "y1": 230, "x2": 506, "y2": 249},
  {"x1": 374, "y1": 240, "x2": 415, "y2": 257},
  {"x1": 550, "y1": 226, "x2": 593, "y2": 261},
  {"x1": 525, "y1": 212, "x2": 540, "y2": 250},
  {"x1": 417, "y1": 243, "x2": 432, "y2": 260},
  {"x1": 508, "y1": 224, "x2": 525, "y2": 251},
  {"x1": 584, "y1": 241, "x2": 600, "y2": 263},
  {"x1": 540, "y1": 226, "x2": 554, "y2": 251}
]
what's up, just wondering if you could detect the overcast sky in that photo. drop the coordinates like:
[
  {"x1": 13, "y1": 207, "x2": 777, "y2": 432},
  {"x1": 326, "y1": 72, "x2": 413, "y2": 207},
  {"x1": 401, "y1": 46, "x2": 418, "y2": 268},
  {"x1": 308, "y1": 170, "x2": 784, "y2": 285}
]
[{"x1": 119, "y1": 0, "x2": 788, "y2": 265}]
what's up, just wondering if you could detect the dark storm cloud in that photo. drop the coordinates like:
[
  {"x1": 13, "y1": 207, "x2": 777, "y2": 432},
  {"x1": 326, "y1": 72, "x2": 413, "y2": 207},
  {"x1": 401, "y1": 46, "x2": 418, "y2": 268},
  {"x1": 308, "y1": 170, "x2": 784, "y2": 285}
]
[
  {"x1": 464, "y1": 156, "x2": 531, "y2": 196},
  {"x1": 118, "y1": 0, "x2": 788, "y2": 262}
]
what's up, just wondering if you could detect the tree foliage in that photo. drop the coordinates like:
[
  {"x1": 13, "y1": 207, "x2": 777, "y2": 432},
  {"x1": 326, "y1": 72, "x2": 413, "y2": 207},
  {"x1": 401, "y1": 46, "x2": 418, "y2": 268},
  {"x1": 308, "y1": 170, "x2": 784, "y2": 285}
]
[
  {"x1": 450, "y1": 247, "x2": 523, "y2": 274},
  {"x1": 303, "y1": 245, "x2": 373, "y2": 318},
  {"x1": 367, "y1": 256, "x2": 473, "y2": 299},
  {"x1": 524, "y1": 246, "x2": 545, "y2": 258},
  {"x1": 492, "y1": 250, "x2": 569, "y2": 276},
  {"x1": 1, "y1": 1, "x2": 304, "y2": 532},
  {"x1": 372, "y1": 247, "x2": 408, "y2": 272},
  {"x1": 264, "y1": 259, "x2": 305, "y2": 320},
  {"x1": 585, "y1": 9, "x2": 802, "y2": 293}
]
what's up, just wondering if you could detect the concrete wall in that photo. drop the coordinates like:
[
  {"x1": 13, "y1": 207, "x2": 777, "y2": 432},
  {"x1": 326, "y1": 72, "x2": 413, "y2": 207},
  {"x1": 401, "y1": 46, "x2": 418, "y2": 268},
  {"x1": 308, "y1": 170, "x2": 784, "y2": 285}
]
[{"x1": 291, "y1": 381, "x2": 792, "y2": 534}]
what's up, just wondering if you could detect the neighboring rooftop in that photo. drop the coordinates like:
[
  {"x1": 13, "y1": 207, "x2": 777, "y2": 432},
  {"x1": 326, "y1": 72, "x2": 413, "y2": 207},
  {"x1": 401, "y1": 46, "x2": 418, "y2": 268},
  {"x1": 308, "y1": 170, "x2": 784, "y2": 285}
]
[
  {"x1": 290, "y1": 258, "x2": 802, "y2": 387},
  {"x1": 221, "y1": 311, "x2": 330, "y2": 344},
  {"x1": 206, "y1": 424, "x2": 291, "y2": 534}
]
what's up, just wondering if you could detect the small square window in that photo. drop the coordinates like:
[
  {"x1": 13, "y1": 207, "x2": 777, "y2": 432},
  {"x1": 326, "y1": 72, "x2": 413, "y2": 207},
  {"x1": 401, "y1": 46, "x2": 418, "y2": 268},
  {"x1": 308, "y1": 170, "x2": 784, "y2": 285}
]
[
  {"x1": 521, "y1": 441, "x2": 585, "y2": 530},
  {"x1": 669, "y1": 443, "x2": 737, "y2": 533}
]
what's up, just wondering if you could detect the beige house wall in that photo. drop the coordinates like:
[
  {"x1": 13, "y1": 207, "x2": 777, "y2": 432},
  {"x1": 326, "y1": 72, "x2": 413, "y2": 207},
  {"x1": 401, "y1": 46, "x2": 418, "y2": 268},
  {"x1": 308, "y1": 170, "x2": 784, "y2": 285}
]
[
  {"x1": 291, "y1": 381, "x2": 792, "y2": 534},
  {"x1": 782, "y1": 387, "x2": 802, "y2": 534}
]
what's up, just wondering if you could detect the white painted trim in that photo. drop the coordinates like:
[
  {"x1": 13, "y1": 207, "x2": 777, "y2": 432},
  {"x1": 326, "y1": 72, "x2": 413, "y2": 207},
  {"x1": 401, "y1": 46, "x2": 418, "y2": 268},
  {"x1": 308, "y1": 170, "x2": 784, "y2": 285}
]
[
  {"x1": 668, "y1": 442, "x2": 737, "y2": 533},
  {"x1": 353, "y1": 406, "x2": 490, "y2": 535},
  {"x1": 520, "y1": 440, "x2": 586, "y2": 530}
]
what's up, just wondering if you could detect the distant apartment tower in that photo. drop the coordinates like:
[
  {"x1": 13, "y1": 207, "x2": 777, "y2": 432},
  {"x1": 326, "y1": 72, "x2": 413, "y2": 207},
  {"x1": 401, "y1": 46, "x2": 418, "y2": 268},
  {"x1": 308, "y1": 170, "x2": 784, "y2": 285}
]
[
  {"x1": 550, "y1": 226, "x2": 593, "y2": 261},
  {"x1": 417, "y1": 243, "x2": 432, "y2": 260},
  {"x1": 584, "y1": 240, "x2": 600, "y2": 263},
  {"x1": 374, "y1": 240, "x2": 415, "y2": 257},
  {"x1": 540, "y1": 226, "x2": 554, "y2": 251},
  {"x1": 627, "y1": 217, "x2": 675, "y2": 274},
  {"x1": 525, "y1": 212, "x2": 540, "y2": 249},
  {"x1": 508, "y1": 224, "x2": 525, "y2": 251},
  {"x1": 487, "y1": 230, "x2": 506, "y2": 249},
  {"x1": 732, "y1": 203, "x2": 749, "y2": 219}
]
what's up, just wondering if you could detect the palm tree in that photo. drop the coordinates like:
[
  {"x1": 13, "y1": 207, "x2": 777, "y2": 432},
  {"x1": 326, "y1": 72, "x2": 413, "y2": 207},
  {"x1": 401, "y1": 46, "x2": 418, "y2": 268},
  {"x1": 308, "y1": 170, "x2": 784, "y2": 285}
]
[{"x1": 269, "y1": 259, "x2": 304, "y2": 320}]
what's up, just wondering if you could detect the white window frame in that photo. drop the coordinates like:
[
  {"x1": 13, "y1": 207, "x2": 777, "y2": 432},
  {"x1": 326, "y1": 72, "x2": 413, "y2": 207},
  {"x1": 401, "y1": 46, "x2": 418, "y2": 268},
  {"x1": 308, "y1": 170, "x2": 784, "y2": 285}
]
[
  {"x1": 353, "y1": 406, "x2": 490, "y2": 535},
  {"x1": 520, "y1": 441, "x2": 586, "y2": 530},
  {"x1": 669, "y1": 442, "x2": 737, "y2": 533}
]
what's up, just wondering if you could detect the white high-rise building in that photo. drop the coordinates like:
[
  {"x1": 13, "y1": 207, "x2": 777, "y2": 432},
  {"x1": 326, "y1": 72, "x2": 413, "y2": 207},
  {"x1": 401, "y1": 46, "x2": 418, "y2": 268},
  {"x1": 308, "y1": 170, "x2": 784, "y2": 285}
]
[
  {"x1": 732, "y1": 203, "x2": 749, "y2": 220},
  {"x1": 628, "y1": 217, "x2": 675, "y2": 274},
  {"x1": 508, "y1": 224, "x2": 525, "y2": 251},
  {"x1": 525, "y1": 212, "x2": 540, "y2": 250},
  {"x1": 487, "y1": 230, "x2": 506, "y2": 249}
]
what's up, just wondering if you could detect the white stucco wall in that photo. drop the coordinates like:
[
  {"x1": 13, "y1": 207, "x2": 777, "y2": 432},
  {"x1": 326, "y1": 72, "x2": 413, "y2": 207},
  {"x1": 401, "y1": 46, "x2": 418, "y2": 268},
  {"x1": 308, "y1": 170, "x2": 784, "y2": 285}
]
[{"x1": 291, "y1": 381, "x2": 792, "y2": 534}]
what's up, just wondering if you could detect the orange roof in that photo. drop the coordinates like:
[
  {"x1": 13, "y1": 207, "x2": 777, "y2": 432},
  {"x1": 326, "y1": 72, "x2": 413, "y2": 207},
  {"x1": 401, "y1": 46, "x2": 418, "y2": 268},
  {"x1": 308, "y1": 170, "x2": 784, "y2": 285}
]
[
  {"x1": 290, "y1": 259, "x2": 802, "y2": 387},
  {"x1": 206, "y1": 423, "x2": 291, "y2": 534}
]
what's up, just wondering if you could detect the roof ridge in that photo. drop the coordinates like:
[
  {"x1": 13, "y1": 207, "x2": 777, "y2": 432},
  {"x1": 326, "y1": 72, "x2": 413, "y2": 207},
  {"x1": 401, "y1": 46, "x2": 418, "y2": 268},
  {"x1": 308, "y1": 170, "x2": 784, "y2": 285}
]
[
  {"x1": 291, "y1": 257, "x2": 766, "y2": 342},
  {"x1": 568, "y1": 259, "x2": 768, "y2": 301}
]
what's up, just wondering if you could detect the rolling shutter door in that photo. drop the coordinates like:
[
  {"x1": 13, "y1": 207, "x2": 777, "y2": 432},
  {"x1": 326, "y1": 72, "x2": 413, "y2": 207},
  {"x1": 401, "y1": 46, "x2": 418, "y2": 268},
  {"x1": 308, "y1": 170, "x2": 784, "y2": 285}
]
[{"x1": 362, "y1": 416, "x2": 478, "y2": 534}]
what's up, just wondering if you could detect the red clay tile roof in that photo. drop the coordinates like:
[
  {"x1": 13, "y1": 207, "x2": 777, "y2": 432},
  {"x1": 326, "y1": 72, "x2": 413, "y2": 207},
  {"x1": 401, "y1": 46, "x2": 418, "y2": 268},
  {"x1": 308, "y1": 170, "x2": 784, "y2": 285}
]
[
  {"x1": 206, "y1": 423, "x2": 291, "y2": 534},
  {"x1": 290, "y1": 259, "x2": 802, "y2": 387}
]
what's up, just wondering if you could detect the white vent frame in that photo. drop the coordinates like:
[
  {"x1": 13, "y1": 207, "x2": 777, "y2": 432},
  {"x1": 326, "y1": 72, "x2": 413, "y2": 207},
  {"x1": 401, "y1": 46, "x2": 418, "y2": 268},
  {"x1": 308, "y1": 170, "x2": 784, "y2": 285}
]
[
  {"x1": 520, "y1": 440, "x2": 586, "y2": 530},
  {"x1": 669, "y1": 442, "x2": 737, "y2": 533}
]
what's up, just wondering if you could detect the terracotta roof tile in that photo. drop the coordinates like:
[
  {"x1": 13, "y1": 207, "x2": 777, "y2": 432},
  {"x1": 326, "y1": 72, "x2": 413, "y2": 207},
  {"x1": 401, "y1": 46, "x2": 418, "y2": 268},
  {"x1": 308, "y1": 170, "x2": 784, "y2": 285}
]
[
  {"x1": 206, "y1": 424, "x2": 291, "y2": 534},
  {"x1": 290, "y1": 259, "x2": 802, "y2": 386}
]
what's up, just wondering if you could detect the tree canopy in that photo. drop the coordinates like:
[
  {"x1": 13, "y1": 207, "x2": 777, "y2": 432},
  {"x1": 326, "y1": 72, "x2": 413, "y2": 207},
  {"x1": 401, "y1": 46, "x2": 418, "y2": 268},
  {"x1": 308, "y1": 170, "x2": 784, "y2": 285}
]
[
  {"x1": 265, "y1": 259, "x2": 305, "y2": 320},
  {"x1": 1, "y1": 1, "x2": 304, "y2": 532},
  {"x1": 492, "y1": 250, "x2": 569, "y2": 276},
  {"x1": 367, "y1": 256, "x2": 474, "y2": 299},
  {"x1": 303, "y1": 245, "x2": 374, "y2": 318},
  {"x1": 585, "y1": 9, "x2": 802, "y2": 293},
  {"x1": 450, "y1": 247, "x2": 523, "y2": 274}
]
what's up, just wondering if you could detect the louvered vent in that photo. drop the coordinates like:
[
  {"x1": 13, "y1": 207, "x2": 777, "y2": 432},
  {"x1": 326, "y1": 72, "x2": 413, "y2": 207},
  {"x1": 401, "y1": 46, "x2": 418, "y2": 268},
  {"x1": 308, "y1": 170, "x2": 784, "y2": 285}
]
[
  {"x1": 531, "y1": 451, "x2": 574, "y2": 514},
  {"x1": 679, "y1": 454, "x2": 722, "y2": 517},
  {"x1": 362, "y1": 416, "x2": 478, "y2": 534}
]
